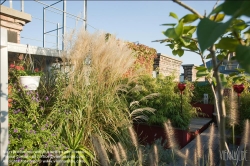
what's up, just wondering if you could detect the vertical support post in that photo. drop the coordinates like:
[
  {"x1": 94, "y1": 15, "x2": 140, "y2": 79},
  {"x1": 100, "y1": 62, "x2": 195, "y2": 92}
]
[
  {"x1": 238, "y1": 94, "x2": 240, "y2": 123},
  {"x1": 9, "y1": 0, "x2": 12, "y2": 8},
  {"x1": 181, "y1": 92, "x2": 183, "y2": 114},
  {"x1": 43, "y1": 7, "x2": 46, "y2": 48},
  {"x1": 21, "y1": 0, "x2": 24, "y2": 12},
  {"x1": 0, "y1": 27, "x2": 9, "y2": 166},
  {"x1": 57, "y1": 23, "x2": 59, "y2": 50},
  {"x1": 83, "y1": 0, "x2": 87, "y2": 30},
  {"x1": 62, "y1": 0, "x2": 66, "y2": 50}
]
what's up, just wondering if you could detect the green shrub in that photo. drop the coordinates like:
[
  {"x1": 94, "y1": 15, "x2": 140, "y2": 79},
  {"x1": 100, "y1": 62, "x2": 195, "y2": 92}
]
[
  {"x1": 191, "y1": 82, "x2": 214, "y2": 104},
  {"x1": 8, "y1": 75, "x2": 64, "y2": 165},
  {"x1": 126, "y1": 74, "x2": 197, "y2": 129}
]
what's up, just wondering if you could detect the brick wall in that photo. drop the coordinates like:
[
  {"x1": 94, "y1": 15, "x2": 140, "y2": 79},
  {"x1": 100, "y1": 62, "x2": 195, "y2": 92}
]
[
  {"x1": 154, "y1": 53, "x2": 182, "y2": 81},
  {"x1": 182, "y1": 64, "x2": 206, "y2": 82},
  {"x1": 0, "y1": 5, "x2": 31, "y2": 43}
]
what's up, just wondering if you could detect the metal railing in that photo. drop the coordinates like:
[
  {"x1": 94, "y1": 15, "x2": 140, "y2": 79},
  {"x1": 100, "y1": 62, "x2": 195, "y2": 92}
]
[{"x1": 1, "y1": 0, "x2": 95, "y2": 50}]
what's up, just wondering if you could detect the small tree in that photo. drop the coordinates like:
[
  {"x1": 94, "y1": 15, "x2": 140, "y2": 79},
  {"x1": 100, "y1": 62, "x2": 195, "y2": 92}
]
[{"x1": 154, "y1": 0, "x2": 250, "y2": 165}]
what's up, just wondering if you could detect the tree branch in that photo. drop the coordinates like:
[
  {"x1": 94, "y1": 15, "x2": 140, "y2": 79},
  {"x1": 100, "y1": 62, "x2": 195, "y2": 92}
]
[
  {"x1": 214, "y1": 52, "x2": 230, "y2": 71},
  {"x1": 172, "y1": 0, "x2": 204, "y2": 19},
  {"x1": 182, "y1": 36, "x2": 198, "y2": 42},
  {"x1": 151, "y1": 39, "x2": 172, "y2": 43},
  {"x1": 213, "y1": 0, "x2": 220, "y2": 10},
  {"x1": 182, "y1": 49, "x2": 200, "y2": 56},
  {"x1": 233, "y1": 31, "x2": 245, "y2": 45}
]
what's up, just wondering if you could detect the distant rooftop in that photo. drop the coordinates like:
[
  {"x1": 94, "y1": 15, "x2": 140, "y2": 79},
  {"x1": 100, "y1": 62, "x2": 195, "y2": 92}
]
[{"x1": 157, "y1": 53, "x2": 182, "y2": 63}]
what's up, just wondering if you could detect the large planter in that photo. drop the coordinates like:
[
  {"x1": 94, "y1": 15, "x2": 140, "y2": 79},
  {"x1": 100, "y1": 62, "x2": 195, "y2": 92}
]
[
  {"x1": 133, "y1": 123, "x2": 195, "y2": 149},
  {"x1": 19, "y1": 76, "x2": 41, "y2": 90},
  {"x1": 192, "y1": 103, "x2": 214, "y2": 118}
]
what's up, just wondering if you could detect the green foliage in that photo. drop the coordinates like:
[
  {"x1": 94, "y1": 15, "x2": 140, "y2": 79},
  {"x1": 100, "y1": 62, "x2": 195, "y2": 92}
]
[
  {"x1": 157, "y1": 2, "x2": 250, "y2": 74},
  {"x1": 126, "y1": 75, "x2": 196, "y2": 129},
  {"x1": 210, "y1": 13, "x2": 225, "y2": 22},
  {"x1": 8, "y1": 74, "x2": 63, "y2": 165},
  {"x1": 169, "y1": 12, "x2": 179, "y2": 20},
  {"x1": 126, "y1": 42, "x2": 157, "y2": 75},
  {"x1": 180, "y1": 14, "x2": 199, "y2": 24},
  {"x1": 59, "y1": 124, "x2": 94, "y2": 166},
  {"x1": 239, "y1": 92, "x2": 250, "y2": 126},
  {"x1": 155, "y1": 1, "x2": 250, "y2": 165},
  {"x1": 225, "y1": 68, "x2": 250, "y2": 88},
  {"x1": 197, "y1": 17, "x2": 233, "y2": 53},
  {"x1": 191, "y1": 82, "x2": 214, "y2": 104},
  {"x1": 216, "y1": 37, "x2": 238, "y2": 52},
  {"x1": 235, "y1": 45, "x2": 250, "y2": 73},
  {"x1": 109, "y1": 139, "x2": 174, "y2": 166}
]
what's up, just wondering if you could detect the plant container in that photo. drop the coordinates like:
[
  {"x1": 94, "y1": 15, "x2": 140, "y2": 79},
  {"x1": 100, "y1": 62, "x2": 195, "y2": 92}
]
[
  {"x1": 133, "y1": 123, "x2": 195, "y2": 149},
  {"x1": 192, "y1": 103, "x2": 214, "y2": 118},
  {"x1": 19, "y1": 76, "x2": 41, "y2": 90}
]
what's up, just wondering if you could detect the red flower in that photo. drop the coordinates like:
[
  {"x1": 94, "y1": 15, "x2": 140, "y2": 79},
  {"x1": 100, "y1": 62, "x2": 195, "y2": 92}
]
[
  {"x1": 8, "y1": 98, "x2": 13, "y2": 108},
  {"x1": 34, "y1": 68, "x2": 39, "y2": 72},
  {"x1": 15, "y1": 66, "x2": 24, "y2": 71},
  {"x1": 9, "y1": 64, "x2": 15, "y2": 68}
]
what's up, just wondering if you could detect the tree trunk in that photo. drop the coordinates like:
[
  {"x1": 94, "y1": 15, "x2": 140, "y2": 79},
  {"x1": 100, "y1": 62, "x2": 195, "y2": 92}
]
[{"x1": 210, "y1": 45, "x2": 227, "y2": 166}]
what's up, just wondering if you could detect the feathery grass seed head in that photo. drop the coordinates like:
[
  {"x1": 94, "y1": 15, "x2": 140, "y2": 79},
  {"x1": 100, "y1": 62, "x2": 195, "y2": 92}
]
[
  {"x1": 164, "y1": 120, "x2": 178, "y2": 149},
  {"x1": 118, "y1": 142, "x2": 127, "y2": 161},
  {"x1": 128, "y1": 126, "x2": 138, "y2": 147}
]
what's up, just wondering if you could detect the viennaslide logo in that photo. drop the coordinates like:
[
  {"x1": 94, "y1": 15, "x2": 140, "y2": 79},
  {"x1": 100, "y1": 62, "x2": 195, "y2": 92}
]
[{"x1": 219, "y1": 146, "x2": 247, "y2": 165}]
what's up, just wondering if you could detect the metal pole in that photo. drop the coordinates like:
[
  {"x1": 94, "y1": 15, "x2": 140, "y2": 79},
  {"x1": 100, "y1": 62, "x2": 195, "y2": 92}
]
[
  {"x1": 62, "y1": 0, "x2": 66, "y2": 50},
  {"x1": 9, "y1": 0, "x2": 12, "y2": 8},
  {"x1": 44, "y1": 0, "x2": 62, "y2": 9},
  {"x1": 43, "y1": 7, "x2": 45, "y2": 47},
  {"x1": 57, "y1": 23, "x2": 59, "y2": 50},
  {"x1": 21, "y1": 0, "x2": 24, "y2": 12},
  {"x1": 238, "y1": 94, "x2": 240, "y2": 122},
  {"x1": 181, "y1": 92, "x2": 183, "y2": 114},
  {"x1": 35, "y1": 0, "x2": 84, "y2": 22},
  {"x1": 84, "y1": 0, "x2": 87, "y2": 30}
]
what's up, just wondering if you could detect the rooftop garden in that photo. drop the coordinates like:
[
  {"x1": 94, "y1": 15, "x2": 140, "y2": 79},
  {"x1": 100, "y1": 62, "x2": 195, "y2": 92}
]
[{"x1": 5, "y1": 0, "x2": 250, "y2": 166}]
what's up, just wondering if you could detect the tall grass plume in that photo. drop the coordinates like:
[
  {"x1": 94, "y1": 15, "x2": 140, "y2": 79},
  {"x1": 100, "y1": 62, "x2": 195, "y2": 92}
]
[{"x1": 164, "y1": 120, "x2": 178, "y2": 149}]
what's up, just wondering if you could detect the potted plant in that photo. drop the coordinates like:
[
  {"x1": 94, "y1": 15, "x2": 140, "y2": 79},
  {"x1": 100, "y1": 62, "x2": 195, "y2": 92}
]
[{"x1": 9, "y1": 61, "x2": 43, "y2": 90}]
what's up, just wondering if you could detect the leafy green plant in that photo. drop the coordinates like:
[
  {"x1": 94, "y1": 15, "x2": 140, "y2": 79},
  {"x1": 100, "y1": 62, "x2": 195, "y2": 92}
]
[
  {"x1": 126, "y1": 74, "x2": 196, "y2": 129},
  {"x1": 46, "y1": 30, "x2": 150, "y2": 165},
  {"x1": 154, "y1": 1, "x2": 250, "y2": 165},
  {"x1": 126, "y1": 42, "x2": 157, "y2": 76},
  {"x1": 8, "y1": 75, "x2": 63, "y2": 165},
  {"x1": 59, "y1": 123, "x2": 94, "y2": 166},
  {"x1": 192, "y1": 82, "x2": 214, "y2": 104}
]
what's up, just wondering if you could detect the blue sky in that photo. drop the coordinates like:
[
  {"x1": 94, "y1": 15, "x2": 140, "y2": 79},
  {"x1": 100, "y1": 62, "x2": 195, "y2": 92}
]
[{"x1": 3, "y1": 0, "x2": 222, "y2": 70}]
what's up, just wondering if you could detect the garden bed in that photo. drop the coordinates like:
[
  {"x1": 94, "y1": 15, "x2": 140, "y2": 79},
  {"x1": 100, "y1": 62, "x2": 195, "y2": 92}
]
[
  {"x1": 133, "y1": 118, "x2": 213, "y2": 149},
  {"x1": 192, "y1": 103, "x2": 214, "y2": 118},
  {"x1": 133, "y1": 123, "x2": 194, "y2": 149}
]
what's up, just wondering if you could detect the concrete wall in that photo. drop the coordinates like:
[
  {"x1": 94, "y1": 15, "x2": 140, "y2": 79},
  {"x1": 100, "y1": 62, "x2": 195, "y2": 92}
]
[{"x1": 154, "y1": 53, "x2": 182, "y2": 81}]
